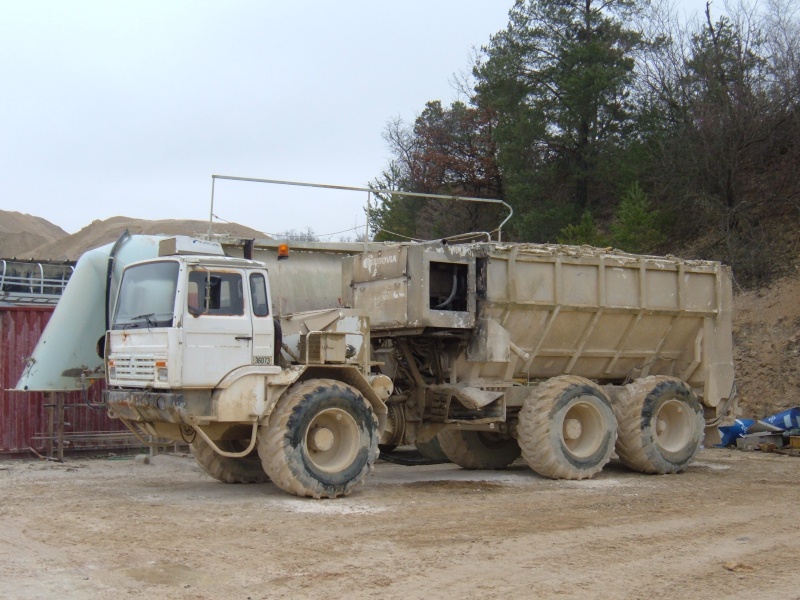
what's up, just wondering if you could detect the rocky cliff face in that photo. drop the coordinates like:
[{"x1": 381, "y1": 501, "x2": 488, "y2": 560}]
[{"x1": 732, "y1": 269, "x2": 800, "y2": 419}]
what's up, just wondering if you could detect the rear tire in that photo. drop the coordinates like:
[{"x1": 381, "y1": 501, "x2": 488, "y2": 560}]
[
  {"x1": 190, "y1": 437, "x2": 269, "y2": 484},
  {"x1": 258, "y1": 379, "x2": 379, "y2": 498},
  {"x1": 613, "y1": 376, "x2": 704, "y2": 474},
  {"x1": 518, "y1": 376, "x2": 617, "y2": 480},
  {"x1": 415, "y1": 435, "x2": 449, "y2": 462},
  {"x1": 438, "y1": 429, "x2": 520, "y2": 470}
]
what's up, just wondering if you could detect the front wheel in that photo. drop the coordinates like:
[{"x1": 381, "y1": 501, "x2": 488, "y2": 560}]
[
  {"x1": 190, "y1": 437, "x2": 269, "y2": 484},
  {"x1": 258, "y1": 379, "x2": 379, "y2": 498},
  {"x1": 518, "y1": 376, "x2": 617, "y2": 480}
]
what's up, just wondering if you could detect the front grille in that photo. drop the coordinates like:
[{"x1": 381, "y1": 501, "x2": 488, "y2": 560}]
[{"x1": 113, "y1": 355, "x2": 156, "y2": 381}]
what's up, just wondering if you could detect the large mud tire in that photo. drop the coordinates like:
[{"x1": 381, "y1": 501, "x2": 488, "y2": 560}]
[
  {"x1": 518, "y1": 376, "x2": 617, "y2": 480},
  {"x1": 613, "y1": 376, "x2": 705, "y2": 474},
  {"x1": 415, "y1": 435, "x2": 449, "y2": 462},
  {"x1": 438, "y1": 429, "x2": 521, "y2": 470},
  {"x1": 258, "y1": 378, "x2": 379, "y2": 498},
  {"x1": 190, "y1": 437, "x2": 269, "y2": 484}
]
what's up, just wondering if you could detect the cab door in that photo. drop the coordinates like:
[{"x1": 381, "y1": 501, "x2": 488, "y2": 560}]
[
  {"x1": 182, "y1": 268, "x2": 252, "y2": 387},
  {"x1": 248, "y1": 271, "x2": 275, "y2": 366}
]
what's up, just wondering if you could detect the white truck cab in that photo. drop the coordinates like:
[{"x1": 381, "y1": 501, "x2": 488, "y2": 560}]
[
  {"x1": 103, "y1": 238, "x2": 387, "y2": 499},
  {"x1": 107, "y1": 253, "x2": 276, "y2": 391}
]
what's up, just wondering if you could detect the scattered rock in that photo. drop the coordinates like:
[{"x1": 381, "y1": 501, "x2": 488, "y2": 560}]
[{"x1": 723, "y1": 561, "x2": 754, "y2": 573}]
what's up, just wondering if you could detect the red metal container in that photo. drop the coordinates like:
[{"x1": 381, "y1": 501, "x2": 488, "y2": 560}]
[{"x1": 1, "y1": 306, "x2": 130, "y2": 456}]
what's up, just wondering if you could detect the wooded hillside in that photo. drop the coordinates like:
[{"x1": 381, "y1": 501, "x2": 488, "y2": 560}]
[{"x1": 370, "y1": 0, "x2": 800, "y2": 286}]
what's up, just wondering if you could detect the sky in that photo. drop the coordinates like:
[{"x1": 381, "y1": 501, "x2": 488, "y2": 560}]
[{"x1": 0, "y1": 1, "x2": 707, "y2": 240}]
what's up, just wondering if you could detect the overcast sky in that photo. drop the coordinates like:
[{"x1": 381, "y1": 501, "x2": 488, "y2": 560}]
[{"x1": 1, "y1": 1, "x2": 706, "y2": 240}]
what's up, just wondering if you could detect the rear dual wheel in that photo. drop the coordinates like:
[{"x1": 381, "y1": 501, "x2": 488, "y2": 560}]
[
  {"x1": 415, "y1": 434, "x2": 449, "y2": 462},
  {"x1": 613, "y1": 376, "x2": 704, "y2": 474},
  {"x1": 518, "y1": 376, "x2": 617, "y2": 480},
  {"x1": 438, "y1": 429, "x2": 520, "y2": 470}
]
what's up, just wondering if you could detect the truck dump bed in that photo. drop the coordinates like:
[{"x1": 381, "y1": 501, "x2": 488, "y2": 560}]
[{"x1": 348, "y1": 242, "x2": 734, "y2": 411}]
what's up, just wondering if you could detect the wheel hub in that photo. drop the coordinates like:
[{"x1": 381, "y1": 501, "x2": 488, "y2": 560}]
[
  {"x1": 309, "y1": 427, "x2": 335, "y2": 452},
  {"x1": 654, "y1": 399, "x2": 693, "y2": 453},
  {"x1": 303, "y1": 407, "x2": 361, "y2": 474},
  {"x1": 564, "y1": 418, "x2": 583, "y2": 440},
  {"x1": 562, "y1": 397, "x2": 606, "y2": 458}
]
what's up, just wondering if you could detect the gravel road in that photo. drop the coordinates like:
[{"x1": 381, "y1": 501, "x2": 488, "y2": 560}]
[{"x1": 1, "y1": 448, "x2": 798, "y2": 600}]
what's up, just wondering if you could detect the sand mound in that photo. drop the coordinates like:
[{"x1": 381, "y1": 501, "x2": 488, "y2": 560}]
[
  {"x1": 0, "y1": 210, "x2": 68, "y2": 258},
  {"x1": 25, "y1": 217, "x2": 268, "y2": 261}
]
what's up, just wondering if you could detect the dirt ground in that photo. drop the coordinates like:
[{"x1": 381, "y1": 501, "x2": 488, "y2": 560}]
[
  {"x1": 1, "y1": 449, "x2": 799, "y2": 600},
  {"x1": 733, "y1": 269, "x2": 800, "y2": 419}
]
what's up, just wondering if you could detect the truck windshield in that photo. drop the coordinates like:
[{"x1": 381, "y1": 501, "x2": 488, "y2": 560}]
[{"x1": 113, "y1": 261, "x2": 179, "y2": 329}]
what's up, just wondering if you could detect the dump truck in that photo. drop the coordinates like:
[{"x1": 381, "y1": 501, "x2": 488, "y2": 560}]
[{"x1": 18, "y1": 234, "x2": 735, "y2": 498}]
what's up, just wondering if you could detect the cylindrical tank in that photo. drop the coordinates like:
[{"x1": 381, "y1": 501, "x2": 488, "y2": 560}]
[{"x1": 15, "y1": 236, "x2": 165, "y2": 391}]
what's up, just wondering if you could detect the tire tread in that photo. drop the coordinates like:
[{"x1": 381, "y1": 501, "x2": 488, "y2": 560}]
[
  {"x1": 258, "y1": 378, "x2": 378, "y2": 498},
  {"x1": 518, "y1": 375, "x2": 616, "y2": 480},
  {"x1": 191, "y1": 437, "x2": 268, "y2": 484},
  {"x1": 613, "y1": 375, "x2": 704, "y2": 474}
]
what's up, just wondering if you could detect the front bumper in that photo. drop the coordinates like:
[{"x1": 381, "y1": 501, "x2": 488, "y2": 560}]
[{"x1": 105, "y1": 390, "x2": 185, "y2": 423}]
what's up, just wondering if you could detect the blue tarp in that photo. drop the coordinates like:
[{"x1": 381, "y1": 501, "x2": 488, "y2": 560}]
[
  {"x1": 759, "y1": 407, "x2": 800, "y2": 431},
  {"x1": 718, "y1": 408, "x2": 800, "y2": 447},
  {"x1": 718, "y1": 419, "x2": 756, "y2": 447}
]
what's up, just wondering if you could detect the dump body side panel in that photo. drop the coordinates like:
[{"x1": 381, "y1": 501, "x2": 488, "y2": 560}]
[
  {"x1": 462, "y1": 245, "x2": 733, "y2": 407},
  {"x1": 348, "y1": 242, "x2": 734, "y2": 410},
  {"x1": 479, "y1": 247, "x2": 722, "y2": 384}
]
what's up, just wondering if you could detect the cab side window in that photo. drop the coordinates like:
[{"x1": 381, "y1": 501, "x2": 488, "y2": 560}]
[
  {"x1": 188, "y1": 270, "x2": 244, "y2": 316},
  {"x1": 250, "y1": 273, "x2": 269, "y2": 317}
]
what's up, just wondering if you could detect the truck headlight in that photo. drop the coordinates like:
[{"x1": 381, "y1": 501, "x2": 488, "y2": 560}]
[
  {"x1": 109, "y1": 367, "x2": 116, "y2": 379},
  {"x1": 157, "y1": 368, "x2": 168, "y2": 382}
]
